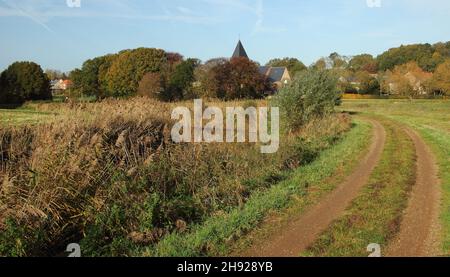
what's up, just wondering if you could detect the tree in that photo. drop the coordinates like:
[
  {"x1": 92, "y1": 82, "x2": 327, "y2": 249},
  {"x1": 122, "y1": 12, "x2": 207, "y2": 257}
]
[
  {"x1": 103, "y1": 48, "x2": 167, "y2": 97},
  {"x1": 355, "y1": 71, "x2": 380, "y2": 94},
  {"x1": 266, "y1": 57, "x2": 307, "y2": 77},
  {"x1": 212, "y1": 57, "x2": 269, "y2": 100},
  {"x1": 45, "y1": 69, "x2": 65, "y2": 80},
  {"x1": 0, "y1": 61, "x2": 51, "y2": 105},
  {"x1": 164, "y1": 59, "x2": 199, "y2": 101},
  {"x1": 386, "y1": 62, "x2": 432, "y2": 97},
  {"x1": 429, "y1": 59, "x2": 450, "y2": 95},
  {"x1": 193, "y1": 58, "x2": 228, "y2": 98},
  {"x1": 313, "y1": 58, "x2": 327, "y2": 70},
  {"x1": 348, "y1": 54, "x2": 378, "y2": 73},
  {"x1": 272, "y1": 69, "x2": 340, "y2": 131},
  {"x1": 377, "y1": 43, "x2": 438, "y2": 72},
  {"x1": 70, "y1": 54, "x2": 116, "y2": 98},
  {"x1": 137, "y1": 72, "x2": 165, "y2": 99}
]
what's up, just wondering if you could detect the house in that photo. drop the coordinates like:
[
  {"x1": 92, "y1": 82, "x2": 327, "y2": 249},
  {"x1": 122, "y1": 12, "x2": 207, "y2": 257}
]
[
  {"x1": 259, "y1": 66, "x2": 291, "y2": 90},
  {"x1": 231, "y1": 40, "x2": 291, "y2": 90},
  {"x1": 51, "y1": 79, "x2": 73, "y2": 94}
]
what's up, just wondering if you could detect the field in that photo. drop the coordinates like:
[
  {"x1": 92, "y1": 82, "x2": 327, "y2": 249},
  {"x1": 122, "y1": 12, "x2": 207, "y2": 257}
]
[{"x1": 0, "y1": 99, "x2": 449, "y2": 257}]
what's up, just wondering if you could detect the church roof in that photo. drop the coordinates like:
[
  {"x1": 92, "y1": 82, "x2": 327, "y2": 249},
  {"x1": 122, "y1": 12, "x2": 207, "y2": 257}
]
[
  {"x1": 259, "y1": 66, "x2": 288, "y2": 82},
  {"x1": 232, "y1": 40, "x2": 249, "y2": 59},
  {"x1": 267, "y1": 67, "x2": 287, "y2": 82}
]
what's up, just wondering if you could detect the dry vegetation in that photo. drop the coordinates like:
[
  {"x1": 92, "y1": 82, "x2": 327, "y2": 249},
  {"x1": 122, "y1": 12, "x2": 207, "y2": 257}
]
[{"x1": 0, "y1": 98, "x2": 351, "y2": 256}]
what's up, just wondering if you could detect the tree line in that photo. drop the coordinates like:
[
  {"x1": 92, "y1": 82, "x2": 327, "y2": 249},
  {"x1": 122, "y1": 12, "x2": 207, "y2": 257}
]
[
  {"x1": 68, "y1": 48, "x2": 273, "y2": 102},
  {"x1": 2, "y1": 40, "x2": 450, "y2": 106},
  {"x1": 312, "y1": 41, "x2": 450, "y2": 96}
]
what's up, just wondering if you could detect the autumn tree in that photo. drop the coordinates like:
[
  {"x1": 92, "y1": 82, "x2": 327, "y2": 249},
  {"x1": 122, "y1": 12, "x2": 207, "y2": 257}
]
[
  {"x1": 213, "y1": 57, "x2": 269, "y2": 100},
  {"x1": 103, "y1": 48, "x2": 167, "y2": 97},
  {"x1": 193, "y1": 58, "x2": 228, "y2": 98},
  {"x1": 386, "y1": 62, "x2": 432, "y2": 97},
  {"x1": 429, "y1": 59, "x2": 450, "y2": 95},
  {"x1": 137, "y1": 72, "x2": 165, "y2": 99},
  {"x1": 348, "y1": 54, "x2": 378, "y2": 73}
]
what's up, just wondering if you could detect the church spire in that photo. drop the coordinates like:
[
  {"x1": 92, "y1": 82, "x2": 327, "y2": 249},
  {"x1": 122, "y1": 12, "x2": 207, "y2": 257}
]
[{"x1": 232, "y1": 40, "x2": 249, "y2": 59}]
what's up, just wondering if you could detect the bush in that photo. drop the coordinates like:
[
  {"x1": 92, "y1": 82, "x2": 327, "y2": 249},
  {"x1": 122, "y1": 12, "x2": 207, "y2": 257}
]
[{"x1": 272, "y1": 69, "x2": 340, "y2": 132}]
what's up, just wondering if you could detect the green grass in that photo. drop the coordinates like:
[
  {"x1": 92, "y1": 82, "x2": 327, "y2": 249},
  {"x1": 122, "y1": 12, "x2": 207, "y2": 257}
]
[
  {"x1": 142, "y1": 119, "x2": 373, "y2": 257},
  {"x1": 303, "y1": 117, "x2": 416, "y2": 256},
  {"x1": 0, "y1": 108, "x2": 55, "y2": 125},
  {"x1": 342, "y1": 99, "x2": 450, "y2": 255}
]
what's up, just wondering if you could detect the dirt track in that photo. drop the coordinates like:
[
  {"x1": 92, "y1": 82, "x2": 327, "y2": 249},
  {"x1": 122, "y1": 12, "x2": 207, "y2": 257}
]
[
  {"x1": 386, "y1": 127, "x2": 442, "y2": 257},
  {"x1": 243, "y1": 120, "x2": 386, "y2": 257}
]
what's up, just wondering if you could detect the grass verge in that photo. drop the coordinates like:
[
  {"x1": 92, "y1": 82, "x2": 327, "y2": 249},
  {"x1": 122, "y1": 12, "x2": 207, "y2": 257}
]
[
  {"x1": 303, "y1": 117, "x2": 416, "y2": 257},
  {"x1": 143, "y1": 119, "x2": 373, "y2": 257}
]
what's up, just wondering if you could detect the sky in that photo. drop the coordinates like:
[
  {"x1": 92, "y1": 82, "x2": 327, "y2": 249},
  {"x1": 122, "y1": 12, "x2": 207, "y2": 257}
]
[{"x1": 1, "y1": 0, "x2": 450, "y2": 72}]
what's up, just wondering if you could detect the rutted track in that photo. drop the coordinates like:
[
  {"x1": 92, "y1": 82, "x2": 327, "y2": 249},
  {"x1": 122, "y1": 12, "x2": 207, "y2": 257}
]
[
  {"x1": 243, "y1": 120, "x2": 386, "y2": 257},
  {"x1": 386, "y1": 127, "x2": 442, "y2": 257}
]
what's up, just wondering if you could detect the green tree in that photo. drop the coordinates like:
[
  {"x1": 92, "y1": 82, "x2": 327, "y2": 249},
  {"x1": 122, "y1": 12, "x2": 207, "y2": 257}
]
[
  {"x1": 348, "y1": 54, "x2": 378, "y2": 73},
  {"x1": 164, "y1": 59, "x2": 199, "y2": 101},
  {"x1": 313, "y1": 58, "x2": 327, "y2": 70},
  {"x1": 266, "y1": 57, "x2": 307, "y2": 77},
  {"x1": 377, "y1": 43, "x2": 436, "y2": 72},
  {"x1": 0, "y1": 61, "x2": 51, "y2": 105},
  {"x1": 70, "y1": 54, "x2": 116, "y2": 98},
  {"x1": 45, "y1": 69, "x2": 65, "y2": 80},
  {"x1": 355, "y1": 71, "x2": 380, "y2": 94},
  {"x1": 104, "y1": 48, "x2": 167, "y2": 97}
]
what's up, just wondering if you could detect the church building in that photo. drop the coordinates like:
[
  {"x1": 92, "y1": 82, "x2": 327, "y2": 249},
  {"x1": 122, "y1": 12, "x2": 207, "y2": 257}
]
[{"x1": 231, "y1": 40, "x2": 291, "y2": 90}]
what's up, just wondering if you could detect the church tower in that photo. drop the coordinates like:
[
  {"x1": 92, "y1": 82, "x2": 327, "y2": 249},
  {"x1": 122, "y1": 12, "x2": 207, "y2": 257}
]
[{"x1": 232, "y1": 40, "x2": 249, "y2": 59}]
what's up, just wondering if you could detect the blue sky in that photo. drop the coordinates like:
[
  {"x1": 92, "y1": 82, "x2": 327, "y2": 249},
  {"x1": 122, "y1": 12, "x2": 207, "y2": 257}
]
[{"x1": 1, "y1": 0, "x2": 450, "y2": 72}]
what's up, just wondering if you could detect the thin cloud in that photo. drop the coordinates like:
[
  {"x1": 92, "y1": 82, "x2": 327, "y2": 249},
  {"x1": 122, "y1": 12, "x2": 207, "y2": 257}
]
[
  {"x1": 0, "y1": 0, "x2": 54, "y2": 32},
  {"x1": 253, "y1": 0, "x2": 286, "y2": 34},
  {"x1": 0, "y1": 0, "x2": 221, "y2": 30}
]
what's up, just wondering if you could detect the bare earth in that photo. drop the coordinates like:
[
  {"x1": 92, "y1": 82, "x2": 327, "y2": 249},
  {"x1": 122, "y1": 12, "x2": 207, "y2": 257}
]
[
  {"x1": 243, "y1": 120, "x2": 386, "y2": 257},
  {"x1": 386, "y1": 127, "x2": 442, "y2": 257}
]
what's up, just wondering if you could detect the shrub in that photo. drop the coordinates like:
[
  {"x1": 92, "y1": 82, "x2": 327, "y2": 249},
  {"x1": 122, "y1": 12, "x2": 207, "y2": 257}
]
[{"x1": 272, "y1": 69, "x2": 340, "y2": 132}]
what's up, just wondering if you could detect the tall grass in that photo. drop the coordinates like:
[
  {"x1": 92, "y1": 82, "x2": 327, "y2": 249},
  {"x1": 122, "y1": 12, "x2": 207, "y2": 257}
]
[{"x1": 0, "y1": 98, "x2": 352, "y2": 256}]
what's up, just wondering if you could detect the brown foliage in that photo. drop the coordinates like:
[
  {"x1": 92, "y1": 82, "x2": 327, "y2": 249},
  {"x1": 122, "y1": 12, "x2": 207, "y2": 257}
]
[{"x1": 138, "y1": 72, "x2": 165, "y2": 99}]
